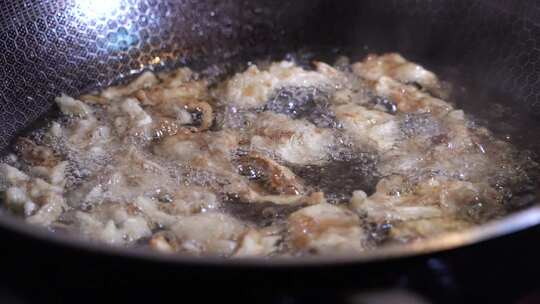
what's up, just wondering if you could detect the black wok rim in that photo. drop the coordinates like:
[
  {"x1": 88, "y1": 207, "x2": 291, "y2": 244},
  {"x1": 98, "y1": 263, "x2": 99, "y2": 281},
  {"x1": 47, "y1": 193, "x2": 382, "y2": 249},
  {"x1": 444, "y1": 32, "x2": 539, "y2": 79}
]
[{"x1": 0, "y1": 205, "x2": 539, "y2": 267}]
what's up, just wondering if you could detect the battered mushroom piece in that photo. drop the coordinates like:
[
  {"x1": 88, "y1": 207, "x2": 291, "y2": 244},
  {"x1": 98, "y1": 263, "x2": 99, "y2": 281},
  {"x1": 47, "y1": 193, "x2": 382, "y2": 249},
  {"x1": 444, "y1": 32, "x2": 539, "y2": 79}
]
[
  {"x1": 75, "y1": 208, "x2": 151, "y2": 245},
  {"x1": 0, "y1": 164, "x2": 30, "y2": 186},
  {"x1": 149, "y1": 231, "x2": 180, "y2": 253},
  {"x1": 389, "y1": 217, "x2": 473, "y2": 243},
  {"x1": 151, "y1": 117, "x2": 185, "y2": 139},
  {"x1": 170, "y1": 212, "x2": 247, "y2": 255},
  {"x1": 105, "y1": 99, "x2": 152, "y2": 140},
  {"x1": 218, "y1": 61, "x2": 339, "y2": 109},
  {"x1": 288, "y1": 203, "x2": 365, "y2": 254},
  {"x1": 313, "y1": 61, "x2": 350, "y2": 84},
  {"x1": 65, "y1": 147, "x2": 173, "y2": 211},
  {"x1": 134, "y1": 69, "x2": 213, "y2": 131},
  {"x1": 64, "y1": 117, "x2": 99, "y2": 147},
  {"x1": 29, "y1": 161, "x2": 68, "y2": 187},
  {"x1": 351, "y1": 176, "x2": 503, "y2": 224},
  {"x1": 157, "y1": 67, "x2": 196, "y2": 86},
  {"x1": 352, "y1": 53, "x2": 445, "y2": 97},
  {"x1": 153, "y1": 129, "x2": 263, "y2": 203},
  {"x1": 183, "y1": 100, "x2": 214, "y2": 131},
  {"x1": 227, "y1": 151, "x2": 326, "y2": 206},
  {"x1": 162, "y1": 185, "x2": 220, "y2": 215},
  {"x1": 15, "y1": 138, "x2": 59, "y2": 167},
  {"x1": 4, "y1": 179, "x2": 67, "y2": 222},
  {"x1": 1, "y1": 164, "x2": 67, "y2": 225},
  {"x1": 249, "y1": 112, "x2": 335, "y2": 166},
  {"x1": 26, "y1": 192, "x2": 67, "y2": 226},
  {"x1": 250, "y1": 191, "x2": 326, "y2": 206},
  {"x1": 101, "y1": 71, "x2": 159, "y2": 100},
  {"x1": 155, "y1": 129, "x2": 239, "y2": 172},
  {"x1": 374, "y1": 76, "x2": 452, "y2": 117},
  {"x1": 333, "y1": 103, "x2": 400, "y2": 153},
  {"x1": 235, "y1": 152, "x2": 306, "y2": 195},
  {"x1": 144, "y1": 99, "x2": 214, "y2": 137},
  {"x1": 55, "y1": 94, "x2": 93, "y2": 118},
  {"x1": 233, "y1": 228, "x2": 281, "y2": 257},
  {"x1": 135, "y1": 80, "x2": 208, "y2": 107},
  {"x1": 133, "y1": 196, "x2": 179, "y2": 228},
  {"x1": 124, "y1": 98, "x2": 153, "y2": 125},
  {"x1": 56, "y1": 95, "x2": 112, "y2": 154},
  {"x1": 379, "y1": 109, "x2": 508, "y2": 184},
  {"x1": 136, "y1": 75, "x2": 211, "y2": 128}
]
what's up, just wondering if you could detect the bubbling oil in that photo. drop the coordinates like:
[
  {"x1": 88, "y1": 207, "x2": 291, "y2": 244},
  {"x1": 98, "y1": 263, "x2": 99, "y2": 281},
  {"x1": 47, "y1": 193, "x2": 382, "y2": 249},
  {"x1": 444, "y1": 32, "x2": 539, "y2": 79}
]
[{"x1": 0, "y1": 52, "x2": 539, "y2": 257}]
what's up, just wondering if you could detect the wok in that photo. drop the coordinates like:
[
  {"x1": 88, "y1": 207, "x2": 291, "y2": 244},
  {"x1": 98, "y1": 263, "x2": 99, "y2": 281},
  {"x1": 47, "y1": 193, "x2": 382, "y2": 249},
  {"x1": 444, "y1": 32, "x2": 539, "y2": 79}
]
[{"x1": 1, "y1": 0, "x2": 540, "y2": 303}]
